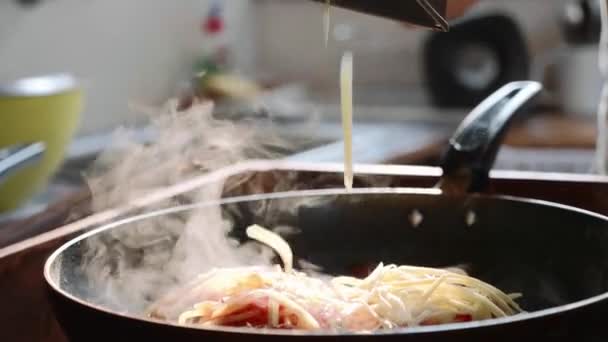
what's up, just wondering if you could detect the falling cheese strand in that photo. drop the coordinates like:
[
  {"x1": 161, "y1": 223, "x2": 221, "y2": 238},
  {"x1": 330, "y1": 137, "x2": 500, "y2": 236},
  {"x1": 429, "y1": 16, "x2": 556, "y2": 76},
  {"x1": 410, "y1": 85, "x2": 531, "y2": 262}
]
[
  {"x1": 324, "y1": 0, "x2": 331, "y2": 47},
  {"x1": 340, "y1": 52, "x2": 354, "y2": 190},
  {"x1": 246, "y1": 224, "x2": 293, "y2": 273}
]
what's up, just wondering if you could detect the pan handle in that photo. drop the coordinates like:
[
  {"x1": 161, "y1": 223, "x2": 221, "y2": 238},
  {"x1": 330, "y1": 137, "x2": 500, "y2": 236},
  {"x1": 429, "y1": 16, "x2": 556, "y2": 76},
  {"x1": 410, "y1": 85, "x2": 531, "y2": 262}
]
[{"x1": 438, "y1": 81, "x2": 542, "y2": 194}]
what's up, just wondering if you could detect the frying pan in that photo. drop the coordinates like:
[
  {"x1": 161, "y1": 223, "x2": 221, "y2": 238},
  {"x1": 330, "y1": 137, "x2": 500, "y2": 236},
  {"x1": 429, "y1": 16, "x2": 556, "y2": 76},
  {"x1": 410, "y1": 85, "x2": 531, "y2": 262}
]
[{"x1": 45, "y1": 81, "x2": 608, "y2": 341}]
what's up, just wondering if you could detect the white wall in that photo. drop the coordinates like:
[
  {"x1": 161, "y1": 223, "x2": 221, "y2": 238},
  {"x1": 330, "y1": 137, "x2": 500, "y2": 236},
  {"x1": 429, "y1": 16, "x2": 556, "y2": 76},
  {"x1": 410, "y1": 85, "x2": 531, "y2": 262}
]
[
  {"x1": 254, "y1": 0, "x2": 567, "y2": 91},
  {"x1": 0, "y1": 0, "x2": 571, "y2": 133},
  {"x1": 0, "y1": 0, "x2": 255, "y2": 135}
]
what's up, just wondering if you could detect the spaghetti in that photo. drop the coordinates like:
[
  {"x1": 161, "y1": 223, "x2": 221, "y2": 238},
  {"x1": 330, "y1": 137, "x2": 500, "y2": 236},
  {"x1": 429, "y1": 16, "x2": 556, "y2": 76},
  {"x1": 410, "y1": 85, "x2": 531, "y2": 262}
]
[{"x1": 149, "y1": 225, "x2": 522, "y2": 331}]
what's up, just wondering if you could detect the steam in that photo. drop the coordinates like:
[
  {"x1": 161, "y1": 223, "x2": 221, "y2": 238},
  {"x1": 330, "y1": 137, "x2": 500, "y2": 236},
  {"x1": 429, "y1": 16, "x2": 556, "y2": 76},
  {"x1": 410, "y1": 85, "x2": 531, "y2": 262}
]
[
  {"x1": 78, "y1": 96, "x2": 393, "y2": 315},
  {"x1": 81, "y1": 98, "x2": 291, "y2": 312}
]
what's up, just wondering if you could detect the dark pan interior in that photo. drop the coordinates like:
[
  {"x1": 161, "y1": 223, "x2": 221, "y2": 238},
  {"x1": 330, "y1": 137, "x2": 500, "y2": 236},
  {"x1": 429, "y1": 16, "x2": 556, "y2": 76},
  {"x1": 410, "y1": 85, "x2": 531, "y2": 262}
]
[{"x1": 48, "y1": 191, "x2": 608, "y2": 317}]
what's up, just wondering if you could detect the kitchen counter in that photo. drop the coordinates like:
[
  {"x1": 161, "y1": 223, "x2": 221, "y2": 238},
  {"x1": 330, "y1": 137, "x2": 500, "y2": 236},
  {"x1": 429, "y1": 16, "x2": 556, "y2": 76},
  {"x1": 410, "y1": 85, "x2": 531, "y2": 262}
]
[
  {"x1": 0, "y1": 104, "x2": 601, "y2": 342},
  {"x1": 285, "y1": 112, "x2": 598, "y2": 173},
  {"x1": 506, "y1": 114, "x2": 596, "y2": 149},
  {"x1": 0, "y1": 110, "x2": 599, "y2": 247},
  {"x1": 3, "y1": 162, "x2": 608, "y2": 342}
]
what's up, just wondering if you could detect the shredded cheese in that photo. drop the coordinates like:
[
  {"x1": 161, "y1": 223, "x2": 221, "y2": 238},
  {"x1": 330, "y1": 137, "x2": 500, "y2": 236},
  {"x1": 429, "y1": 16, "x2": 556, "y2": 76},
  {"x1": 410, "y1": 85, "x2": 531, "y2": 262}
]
[
  {"x1": 269, "y1": 298, "x2": 280, "y2": 327},
  {"x1": 155, "y1": 225, "x2": 523, "y2": 331}
]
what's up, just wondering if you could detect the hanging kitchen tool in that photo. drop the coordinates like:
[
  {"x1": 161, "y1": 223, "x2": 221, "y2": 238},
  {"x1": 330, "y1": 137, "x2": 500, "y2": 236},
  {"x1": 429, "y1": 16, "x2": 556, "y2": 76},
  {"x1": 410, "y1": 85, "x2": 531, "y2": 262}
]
[{"x1": 310, "y1": 0, "x2": 449, "y2": 31}]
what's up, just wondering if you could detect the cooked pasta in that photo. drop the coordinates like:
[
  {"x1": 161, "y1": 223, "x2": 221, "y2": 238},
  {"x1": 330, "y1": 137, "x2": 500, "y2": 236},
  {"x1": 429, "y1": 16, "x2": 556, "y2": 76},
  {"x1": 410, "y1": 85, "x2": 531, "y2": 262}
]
[{"x1": 149, "y1": 225, "x2": 522, "y2": 331}]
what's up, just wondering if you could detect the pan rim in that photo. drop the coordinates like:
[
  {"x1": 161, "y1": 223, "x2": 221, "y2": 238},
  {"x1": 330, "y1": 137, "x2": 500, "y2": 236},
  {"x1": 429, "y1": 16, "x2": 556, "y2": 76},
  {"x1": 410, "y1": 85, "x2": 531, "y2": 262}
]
[{"x1": 44, "y1": 186, "x2": 608, "y2": 336}]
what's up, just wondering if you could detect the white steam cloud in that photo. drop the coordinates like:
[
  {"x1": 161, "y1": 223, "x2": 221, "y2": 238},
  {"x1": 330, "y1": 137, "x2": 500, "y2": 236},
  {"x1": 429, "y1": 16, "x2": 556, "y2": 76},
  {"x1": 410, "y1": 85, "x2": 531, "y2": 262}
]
[{"x1": 80, "y1": 99, "x2": 291, "y2": 313}]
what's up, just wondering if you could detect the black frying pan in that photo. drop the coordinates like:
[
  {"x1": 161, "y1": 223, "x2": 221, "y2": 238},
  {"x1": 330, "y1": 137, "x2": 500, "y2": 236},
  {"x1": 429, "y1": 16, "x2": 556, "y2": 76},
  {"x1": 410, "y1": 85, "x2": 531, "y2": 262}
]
[{"x1": 45, "y1": 81, "x2": 608, "y2": 341}]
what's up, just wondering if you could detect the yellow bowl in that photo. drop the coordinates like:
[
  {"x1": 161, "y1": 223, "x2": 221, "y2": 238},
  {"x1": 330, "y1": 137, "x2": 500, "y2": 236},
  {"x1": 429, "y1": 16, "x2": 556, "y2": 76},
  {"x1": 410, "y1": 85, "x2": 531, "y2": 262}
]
[{"x1": 0, "y1": 74, "x2": 82, "y2": 212}]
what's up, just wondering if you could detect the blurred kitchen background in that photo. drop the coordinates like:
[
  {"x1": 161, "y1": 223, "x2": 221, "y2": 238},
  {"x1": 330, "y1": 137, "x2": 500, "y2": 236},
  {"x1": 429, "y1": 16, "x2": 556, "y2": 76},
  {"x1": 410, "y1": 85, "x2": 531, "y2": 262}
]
[{"x1": 0, "y1": 0, "x2": 604, "y2": 233}]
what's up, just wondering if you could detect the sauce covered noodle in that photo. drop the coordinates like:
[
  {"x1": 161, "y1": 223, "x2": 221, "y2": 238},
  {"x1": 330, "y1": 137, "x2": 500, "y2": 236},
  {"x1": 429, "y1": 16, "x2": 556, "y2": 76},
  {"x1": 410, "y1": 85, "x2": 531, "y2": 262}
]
[{"x1": 149, "y1": 226, "x2": 522, "y2": 331}]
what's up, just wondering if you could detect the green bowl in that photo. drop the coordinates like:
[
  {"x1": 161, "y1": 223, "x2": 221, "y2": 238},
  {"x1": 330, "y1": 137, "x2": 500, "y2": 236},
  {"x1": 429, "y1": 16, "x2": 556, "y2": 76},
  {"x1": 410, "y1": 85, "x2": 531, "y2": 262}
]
[{"x1": 0, "y1": 74, "x2": 82, "y2": 212}]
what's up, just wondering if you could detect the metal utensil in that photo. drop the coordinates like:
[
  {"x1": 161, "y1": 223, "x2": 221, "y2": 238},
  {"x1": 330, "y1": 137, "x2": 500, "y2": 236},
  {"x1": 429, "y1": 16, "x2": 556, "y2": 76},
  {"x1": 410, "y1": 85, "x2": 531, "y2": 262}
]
[
  {"x1": 0, "y1": 142, "x2": 46, "y2": 186},
  {"x1": 310, "y1": 0, "x2": 449, "y2": 31}
]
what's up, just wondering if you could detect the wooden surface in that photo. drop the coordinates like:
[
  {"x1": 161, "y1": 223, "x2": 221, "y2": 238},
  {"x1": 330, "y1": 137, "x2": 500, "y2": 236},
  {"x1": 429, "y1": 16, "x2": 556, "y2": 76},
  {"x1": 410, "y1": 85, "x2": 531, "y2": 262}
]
[
  {"x1": 0, "y1": 238, "x2": 71, "y2": 342},
  {"x1": 0, "y1": 189, "x2": 91, "y2": 342},
  {"x1": 3, "y1": 162, "x2": 608, "y2": 342},
  {"x1": 505, "y1": 114, "x2": 596, "y2": 149},
  {"x1": 0, "y1": 188, "x2": 91, "y2": 249}
]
